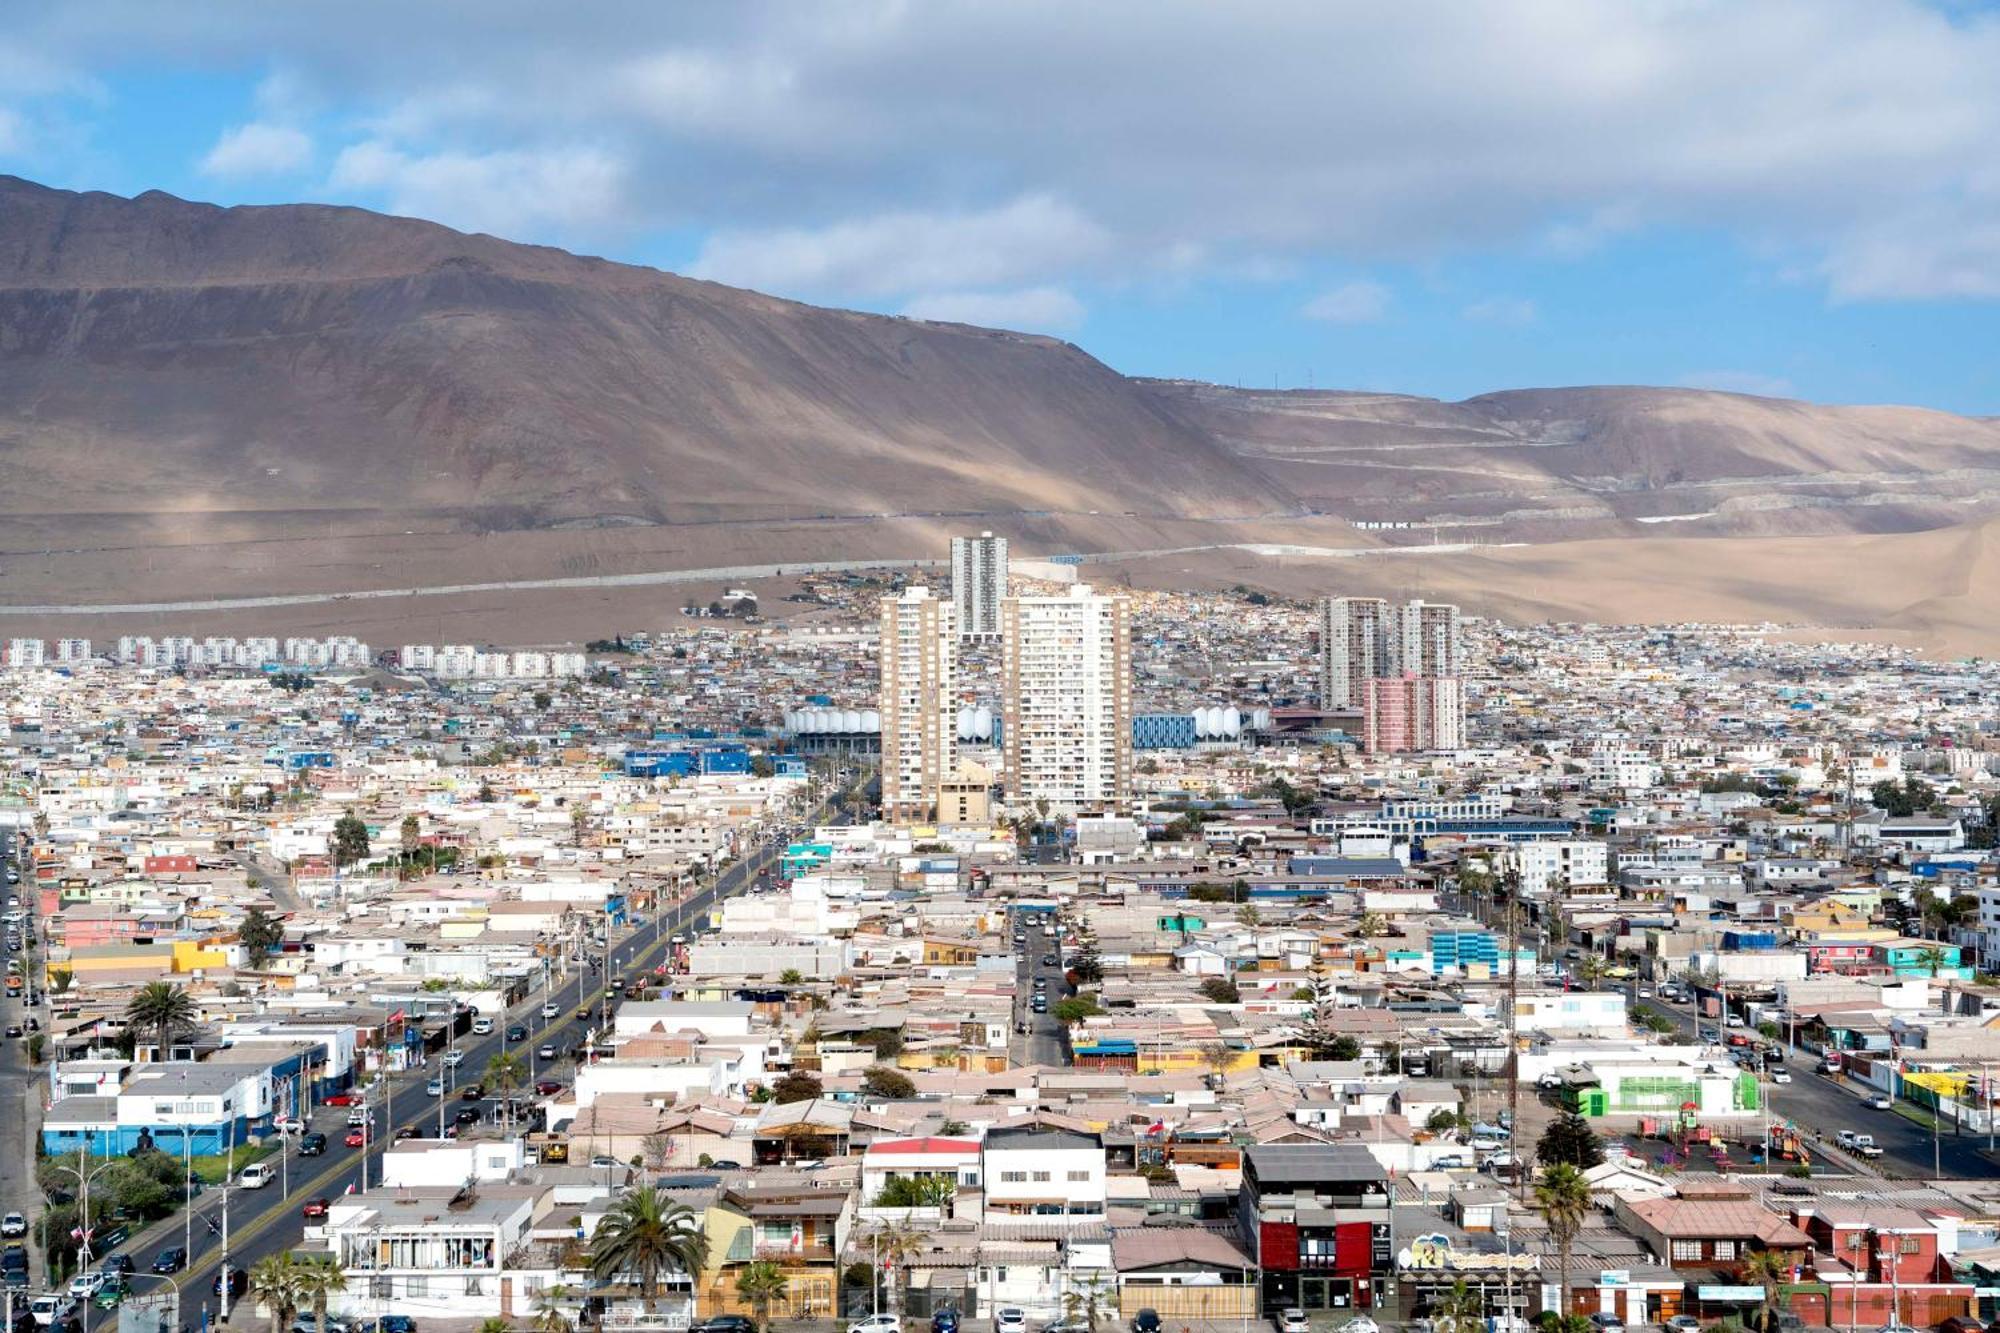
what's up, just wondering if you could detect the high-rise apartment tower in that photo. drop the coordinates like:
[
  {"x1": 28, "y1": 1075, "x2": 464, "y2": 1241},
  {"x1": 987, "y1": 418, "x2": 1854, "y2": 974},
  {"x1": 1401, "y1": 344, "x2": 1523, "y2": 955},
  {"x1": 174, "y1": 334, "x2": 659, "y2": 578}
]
[
  {"x1": 1002, "y1": 584, "x2": 1131, "y2": 816},
  {"x1": 950, "y1": 531, "x2": 1009, "y2": 640},
  {"x1": 879, "y1": 585, "x2": 957, "y2": 821}
]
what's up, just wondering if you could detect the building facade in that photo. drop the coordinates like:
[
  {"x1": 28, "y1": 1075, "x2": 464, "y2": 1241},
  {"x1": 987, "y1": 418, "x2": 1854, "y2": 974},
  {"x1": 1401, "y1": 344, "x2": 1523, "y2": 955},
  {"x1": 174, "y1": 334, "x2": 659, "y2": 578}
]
[
  {"x1": 878, "y1": 585, "x2": 957, "y2": 822},
  {"x1": 1318, "y1": 597, "x2": 1393, "y2": 710},
  {"x1": 1002, "y1": 584, "x2": 1132, "y2": 816},
  {"x1": 950, "y1": 531, "x2": 1009, "y2": 640},
  {"x1": 1360, "y1": 675, "x2": 1464, "y2": 753}
]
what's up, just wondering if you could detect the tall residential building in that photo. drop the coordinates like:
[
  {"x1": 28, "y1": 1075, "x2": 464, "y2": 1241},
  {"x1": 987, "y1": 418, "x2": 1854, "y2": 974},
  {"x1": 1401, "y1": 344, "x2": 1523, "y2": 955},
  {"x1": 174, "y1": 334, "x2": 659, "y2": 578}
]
[
  {"x1": 1361, "y1": 674, "x2": 1464, "y2": 753},
  {"x1": 1318, "y1": 597, "x2": 1394, "y2": 709},
  {"x1": 1002, "y1": 584, "x2": 1132, "y2": 816},
  {"x1": 950, "y1": 531, "x2": 1009, "y2": 640},
  {"x1": 879, "y1": 585, "x2": 958, "y2": 822},
  {"x1": 1395, "y1": 599, "x2": 1462, "y2": 677}
]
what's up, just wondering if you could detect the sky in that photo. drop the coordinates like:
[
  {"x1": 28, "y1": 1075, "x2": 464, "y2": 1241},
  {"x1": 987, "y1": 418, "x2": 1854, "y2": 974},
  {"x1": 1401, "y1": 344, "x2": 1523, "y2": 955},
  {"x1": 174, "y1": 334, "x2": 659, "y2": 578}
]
[{"x1": 5, "y1": 1, "x2": 2000, "y2": 413}]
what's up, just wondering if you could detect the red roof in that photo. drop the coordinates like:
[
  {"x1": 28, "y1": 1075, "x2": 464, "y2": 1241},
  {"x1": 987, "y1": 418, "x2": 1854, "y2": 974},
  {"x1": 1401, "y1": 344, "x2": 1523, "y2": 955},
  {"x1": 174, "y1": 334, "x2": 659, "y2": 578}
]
[{"x1": 865, "y1": 1137, "x2": 979, "y2": 1155}]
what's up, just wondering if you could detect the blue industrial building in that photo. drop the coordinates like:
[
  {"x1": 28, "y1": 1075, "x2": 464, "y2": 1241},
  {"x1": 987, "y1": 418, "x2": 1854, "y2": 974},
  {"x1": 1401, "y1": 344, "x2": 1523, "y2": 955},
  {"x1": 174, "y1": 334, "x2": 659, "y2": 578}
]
[{"x1": 1133, "y1": 713, "x2": 1199, "y2": 749}]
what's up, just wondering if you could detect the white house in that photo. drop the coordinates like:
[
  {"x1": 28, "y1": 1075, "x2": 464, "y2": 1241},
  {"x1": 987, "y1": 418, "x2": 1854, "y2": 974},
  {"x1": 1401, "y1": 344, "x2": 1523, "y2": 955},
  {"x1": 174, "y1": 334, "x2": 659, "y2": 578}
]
[
  {"x1": 324, "y1": 1186, "x2": 545, "y2": 1321},
  {"x1": 979, "y1": 1123, "x2": 1106, "y2": 1223}
]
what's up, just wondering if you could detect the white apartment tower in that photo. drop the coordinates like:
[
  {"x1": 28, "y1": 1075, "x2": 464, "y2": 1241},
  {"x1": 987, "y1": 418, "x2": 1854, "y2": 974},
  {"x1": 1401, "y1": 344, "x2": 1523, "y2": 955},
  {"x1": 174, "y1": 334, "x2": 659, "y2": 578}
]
[
  {"x1": 1002, "y1": 584, "x2": 1132, "y2": 816},
  {"x1": 950, "y1": 532, "x2": 1009, "y2": 640},
  {"x1": 1318, "y1": 596, "x2": 1394, "y2": 709},
  {"x1": 1395, "y1": 599, "x2": 1462, "y2": 677},
  {"x1": 879, "y1": 585, "x2": 958, "y2": 822}
]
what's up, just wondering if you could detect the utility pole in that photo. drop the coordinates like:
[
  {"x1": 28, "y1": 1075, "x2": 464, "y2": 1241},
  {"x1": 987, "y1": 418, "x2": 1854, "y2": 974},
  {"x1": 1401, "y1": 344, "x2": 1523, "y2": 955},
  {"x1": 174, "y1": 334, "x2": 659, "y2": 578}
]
[
  {"x1": 1504, "y1": 865, "x2": 1523, "y2": 1200},
  {"x1": 218, "y1": 1118, "x2": 235, "y2": 1323}
]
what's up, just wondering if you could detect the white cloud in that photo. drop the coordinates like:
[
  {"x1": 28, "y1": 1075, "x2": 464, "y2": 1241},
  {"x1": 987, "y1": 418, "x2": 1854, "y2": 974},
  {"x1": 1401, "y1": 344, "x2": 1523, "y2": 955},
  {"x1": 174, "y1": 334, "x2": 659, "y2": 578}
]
[
  {"x1": 1678, "y1": 370, "x2": 1798, "y2": 398},
  {"x1": 689, "y1": 194, "x2": 1107, "y2": 300},
  {"x1": 901, "y1": 286, "x2": 1085, "y2": 334},
  {"x1": 200, "y1": 122, "x2": 312, "y2": 178},
  {"x1": 1462, "y1": 297, "x2": 1538, "y2": 327},
  {"x1": 1301, "y1": 280, "x2": 1391, "y2": 324},
  {"x1": 14, "y1": 2, "x2": 2000, "y2": 302},
  {"x1": 327, "y1": 140, "x2": 629, "y2": 236}
]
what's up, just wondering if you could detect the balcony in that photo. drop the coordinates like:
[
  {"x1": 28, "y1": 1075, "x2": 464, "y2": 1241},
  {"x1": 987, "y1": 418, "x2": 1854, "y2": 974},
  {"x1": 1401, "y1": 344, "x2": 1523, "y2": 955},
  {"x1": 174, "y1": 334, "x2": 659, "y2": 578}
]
[{"x1": 751, "y1": 1240, "x2": 835, "y2": 1263}]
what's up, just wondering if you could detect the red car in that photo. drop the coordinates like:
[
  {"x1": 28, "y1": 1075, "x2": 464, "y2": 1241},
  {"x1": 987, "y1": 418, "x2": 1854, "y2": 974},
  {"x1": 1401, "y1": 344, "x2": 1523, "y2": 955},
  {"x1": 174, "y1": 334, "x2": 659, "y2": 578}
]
[
  {"x1": 301, "y1": 1198, "x2": 330, "y2": 1219},
  {"x1": 533, "y1": 1080, "x2": 564, "y2": 1095},
  {"x1": 343, "y1": 1128, "x2": 367, "y2": 1148},
  {"x1": 323, "y1": 1092, "x2": 359, "y2": 1107}
]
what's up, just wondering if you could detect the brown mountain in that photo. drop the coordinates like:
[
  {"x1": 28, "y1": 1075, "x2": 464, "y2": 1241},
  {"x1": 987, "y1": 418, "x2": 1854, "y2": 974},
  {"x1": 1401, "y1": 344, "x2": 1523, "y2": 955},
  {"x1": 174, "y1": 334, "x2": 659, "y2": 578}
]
[
  {"x1": 1141, "y1": 380, "x2": 2000, "y2": 540},
  {"x1": 5, "y1": 175, "x2": 2000, "y2": 640},
  {"x1": 0, "y1": 175, "x2": 1287, "y2": 535}
]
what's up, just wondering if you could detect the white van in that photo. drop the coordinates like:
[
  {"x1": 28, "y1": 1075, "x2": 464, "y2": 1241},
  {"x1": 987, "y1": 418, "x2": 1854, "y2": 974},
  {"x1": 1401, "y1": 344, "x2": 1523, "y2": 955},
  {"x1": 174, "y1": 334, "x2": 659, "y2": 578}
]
[{"x1": 239, "y1": 1163, "x2": 276, "y2": 1189}]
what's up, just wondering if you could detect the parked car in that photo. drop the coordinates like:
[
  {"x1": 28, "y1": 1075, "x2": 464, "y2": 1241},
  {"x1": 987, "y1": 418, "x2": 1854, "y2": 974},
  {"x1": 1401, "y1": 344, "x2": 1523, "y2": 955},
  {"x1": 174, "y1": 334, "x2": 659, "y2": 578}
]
[
  {"x1": 151, "y1": 1247, "x2": 187, "y2": 1274},
  {"x1": 1588, "y1": 1315, "x2": 1624, "y2": 1333},
  {"x1": 299, "y1": 1132, "x2": 328, "y2": 1156},
  {"x1": 847, "y1": 1316, "x2": 900, "y2": 1333},
  {"x1": 377, "y1": 1319, "x2": 417, "y2": 1333},
  {"x1": 932, "y1": 1310, "x2": 961, "y2": 1333},
  {"x1": 1667, "y1": 1317, "x2": 1702, "y2": 1333},
  {"x1": 1338, "y1": 1319, "x2": 1378, "y2": 1333},
  {"x1": 1130, "y1": 1311, "x2": 1160, "y2": 1333},
  {"x1": 994, "y1": 1310, "x2": 1029, "y2": 1333},
  {"x1": 293, "y1": 1317, "x2": 352, "y2": 1333},
  {"x1": 691, "y1": 1319, "x2": 757, "y2": 1333}
]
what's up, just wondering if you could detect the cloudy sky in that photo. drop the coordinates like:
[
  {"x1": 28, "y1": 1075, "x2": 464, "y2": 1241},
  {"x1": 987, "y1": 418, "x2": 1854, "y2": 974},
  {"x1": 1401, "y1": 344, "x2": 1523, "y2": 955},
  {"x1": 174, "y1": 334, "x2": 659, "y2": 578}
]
[{"x1": 6, "y1": 0, "x2": 2000, "y2": 410}]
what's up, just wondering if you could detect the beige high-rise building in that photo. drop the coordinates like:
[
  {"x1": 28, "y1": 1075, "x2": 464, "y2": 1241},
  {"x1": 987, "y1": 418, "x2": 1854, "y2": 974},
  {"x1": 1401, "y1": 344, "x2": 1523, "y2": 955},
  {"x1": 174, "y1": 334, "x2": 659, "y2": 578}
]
[
  {"x1": 879, "y1": 585, "x2": 956, "y2": 822},
  {"x1": 1318, "y1": 596, "x2": 1394, "y2": 709},
  {"x1": 1002, "y1": 584, "x2": 1131, "y2": 817},
  {"x1": 1395, "y1": 599, "x2": 1462, "y2": 678}
]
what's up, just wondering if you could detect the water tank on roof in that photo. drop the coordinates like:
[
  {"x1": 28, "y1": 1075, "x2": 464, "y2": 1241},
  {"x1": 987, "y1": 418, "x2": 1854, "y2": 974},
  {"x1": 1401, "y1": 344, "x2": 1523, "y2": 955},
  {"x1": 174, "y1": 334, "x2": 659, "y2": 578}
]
[
  {"x1": 860, "y1": 709, "x2": 881, "y2": 732},
  {"x1": 839, "y1": 709, "x2": 862, "y2": 733},
  {"x1": 1222, "y1": 706, "x2": 1241, "y2": 737}
]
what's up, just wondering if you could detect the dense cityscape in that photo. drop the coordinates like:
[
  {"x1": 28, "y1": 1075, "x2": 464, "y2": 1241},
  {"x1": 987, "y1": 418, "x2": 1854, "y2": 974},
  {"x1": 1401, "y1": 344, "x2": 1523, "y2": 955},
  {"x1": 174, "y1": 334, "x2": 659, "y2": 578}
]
[{"x1": 4, "y1": 534, "x2": 1999, "y2": 1333}]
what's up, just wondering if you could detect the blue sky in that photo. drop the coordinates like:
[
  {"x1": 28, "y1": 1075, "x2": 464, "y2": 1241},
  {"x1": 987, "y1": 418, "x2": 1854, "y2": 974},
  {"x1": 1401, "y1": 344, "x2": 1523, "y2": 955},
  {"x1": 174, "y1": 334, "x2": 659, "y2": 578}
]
[{"x1": 6, "y1": 1, "x2": 2000, "y2": 413}]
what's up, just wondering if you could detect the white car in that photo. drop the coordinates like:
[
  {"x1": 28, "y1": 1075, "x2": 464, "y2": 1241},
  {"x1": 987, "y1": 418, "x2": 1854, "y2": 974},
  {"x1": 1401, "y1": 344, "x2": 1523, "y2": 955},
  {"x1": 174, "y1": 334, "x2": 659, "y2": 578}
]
[
  {"x1": 29, "y1": 1296, "x2": 78, "y2": 1327},
  {"x1": 541, "y1": 1002, "x2": 560, "y2": 1018},
  {"x1": 239, "y1": 1162, "x2": 276, "y2": 1189},
  {"x1": 272, "y1": 1117, "x2": 305, "y2": 1135},
  {"x1": 850, "y1": 1317, "x2": 902, "y2": 1333},
  {"x1": 426, "y1": 1076, "x2": 446, "y2": 1096},
  {"x1": 443, "y1": 1048, "x2": 465, "y2": 1067},
  {"x1": 1770, "y1": 1069, "x2": 1792, "y2": 1083},
  {"x1": 995, "y1": 1310, "x2": 1029, "y2": 1333},
  {"x1": 67, "y1": 1273, "x2": 105, "y2": 1298},
  {"x1": 1338, "y1": 1319, "x2": 1379, "y2": 1333},
  {"x1": 1868, "y1": 1094, "x2": 1894, "y2": 1110},
  {"x1": 0, "y1": 1211, "x2": 25, "y2": 1237},
  {"x1": 1278, "y1": 1312, "x2": 1312, "y2": 1333}
]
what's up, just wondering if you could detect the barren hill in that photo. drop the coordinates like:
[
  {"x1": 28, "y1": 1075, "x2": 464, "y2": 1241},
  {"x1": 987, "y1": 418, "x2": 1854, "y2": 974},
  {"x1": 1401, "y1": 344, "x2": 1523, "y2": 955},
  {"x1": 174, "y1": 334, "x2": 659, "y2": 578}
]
[
  {"x1": 0, "y1": 175, "x2": 1287, "y2": 537},
  {"x1": 1142, "y1": 380, "x2": 2000, "y2": 540}
]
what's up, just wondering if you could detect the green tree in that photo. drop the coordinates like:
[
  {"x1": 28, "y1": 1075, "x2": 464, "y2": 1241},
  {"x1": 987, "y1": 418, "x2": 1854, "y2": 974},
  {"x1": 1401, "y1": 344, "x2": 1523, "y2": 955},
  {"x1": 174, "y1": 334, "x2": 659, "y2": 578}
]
[
  {"x1": 399, "y1": 814, "x2": 422, "y2": 877},
  {"x1": 1535, "y1": 1162, "x2": 1593, "y2": 1317},
  {"x1": 1052, "y1": 994, "x2": 1104, "y2": 1024},
  {"x1": 479, "y1": 1320, "x2": 514, "y2": 1333},
  {"x1": 486, "y1": 1051, "x2": 528, "y2": 1129},
  {"x1": 734, "y1": 1261, "x2": 790, "y2": 1331},
  {"x1": 1427, "y1": 1108, "x2": 1471, "y2": 1135},
  {"x1": 860, "y1": 1066, "x2": 916, "y2": 1099},
  {"x1": 1537, "y1": 1112, "x2": 1606, "y2": 1170},
  {"x1": 531, "y1": 1284, "x2": 574, "y2": 1333},
  {"x1": 771, "y1": 1071, "x2": 823, "y2": 1104},
  {"x1": 1435, "y1": 1279, "x2": 1487, "y2": 1333},
  {"x1": 873, "y1": 1173, "x2": 956, "y2": 1210},
  {"x1": 588, "y1": 1187, "x2": 711, "y2": 1311},
  {"x1": 238, "y1": 906, "x2": 285, "y2": 970},
  {"x1": 1326, "y1": 1035, "x2": 1362, "y2": 1061},
  {"x1": 292, "y1": 1253, "x2": 347, "y2": 1330},
  {"x1": 1740, "y1": 1249, "x2": 1790, "y2": 1332},
  {"x1": 249, "y1": 1252, "x2": 303, "y2": 1333},
  {"x1": 1198, "y1": 976, "x2": 1241, "y2": 1004},
  {"x1": 126, "y1": 980, "x2": 197, "y2": 1061},
  {"x1": 332, "y1": 811, "x2": 371, "y2": 868}
]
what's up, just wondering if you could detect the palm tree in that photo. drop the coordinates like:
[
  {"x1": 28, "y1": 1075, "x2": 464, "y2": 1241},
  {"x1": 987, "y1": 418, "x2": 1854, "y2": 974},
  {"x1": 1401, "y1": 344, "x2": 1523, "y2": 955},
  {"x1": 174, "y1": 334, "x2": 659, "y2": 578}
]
[
  {"x1": 531, "y1": 1283, "x2": 574, "y2": 1333},
  {"x1": 486, "y1": 1051, "x2": 528, "y2": 1131},
  {"x1": 1741, "y1": 1249, "x2": 1791, "y2": 1332},
  {"x1": 734, "y1": 1261, "x2": 789, "y2": 1332},
  {"x1": 1434, "y1": 1279, "x2": 1485, "y2": 1333},
  {"x1": 291, "y1": 1254, "x2": 346, "y2": 1330},
  {"x1": 478, "y1": 1320, "x2": 514, "y2": 1333},
  {"x1": 249, "y1": 1253, "x2": 302, "y2": 1333},
  {"x1": 1575, "y1": 957, "x2": 1609, "y2": 990},
  {"x1": 1061, "y1": 1274, "x2": 1110, "y2": 1333},
  {"x1": 1355, "y1": 911, "x2": 1388, "y2": 938},
  {"x1": 873, "y1": 1223, "x2": 924, "y2": 1319},
  {"x1": 587, "y1": 1186, "x2": 710, "y2": 1311},
  {"x1": 1535, "y1": 1162, "x2": 1592, "y2": 1318},
  {"x1": 126, "y1": 981, "x2": 197, "y2": 1062}
]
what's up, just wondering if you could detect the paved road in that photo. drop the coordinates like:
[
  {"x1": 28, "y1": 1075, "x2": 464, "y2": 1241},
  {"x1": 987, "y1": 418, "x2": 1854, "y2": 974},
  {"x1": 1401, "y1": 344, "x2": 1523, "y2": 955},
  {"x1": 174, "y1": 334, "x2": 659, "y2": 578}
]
[
  {"x1": 1008, "y1": 910, "x2": 1069, "y2": 1068},
  {"x1": 234, "y1": 852, "x2": 302, "y2": 914},
  {"x1": 1623, "y1": 980, "x2": 1997, "y2": 1180},
  {"x1": 1, "y1": 829, "x2": 34, "y2": 1247}
]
